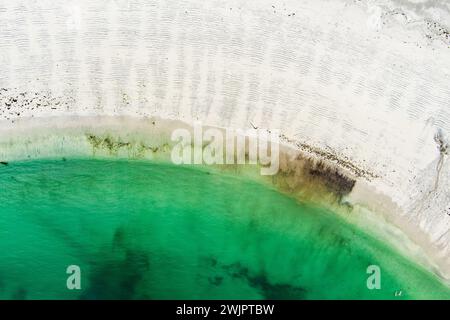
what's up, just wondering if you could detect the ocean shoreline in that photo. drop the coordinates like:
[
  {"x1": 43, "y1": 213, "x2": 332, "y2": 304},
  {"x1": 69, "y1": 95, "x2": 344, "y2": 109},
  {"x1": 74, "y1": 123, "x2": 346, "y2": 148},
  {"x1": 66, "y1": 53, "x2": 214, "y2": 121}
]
[{"x1": 1, "y1": 115, "x2": 448, "y2": 286}]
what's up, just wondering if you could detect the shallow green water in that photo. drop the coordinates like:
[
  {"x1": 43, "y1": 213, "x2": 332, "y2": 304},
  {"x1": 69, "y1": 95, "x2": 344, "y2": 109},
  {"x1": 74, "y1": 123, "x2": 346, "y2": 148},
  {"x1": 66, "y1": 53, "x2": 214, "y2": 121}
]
[{"x1": 0, "y1": 159, "x2": 448, "y2": 299}]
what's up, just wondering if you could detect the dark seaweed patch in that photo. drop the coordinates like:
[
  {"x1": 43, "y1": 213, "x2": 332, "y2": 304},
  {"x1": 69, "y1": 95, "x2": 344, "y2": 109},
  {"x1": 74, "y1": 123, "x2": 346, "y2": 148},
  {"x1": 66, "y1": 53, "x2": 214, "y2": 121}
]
[
  {"x1": 11, "y1": 288, "x2": 27, "y2": 300},
  {"x1": 80, "y1": 225, "x2": 153, "y2": 300},
  {"x1": 0, "y1": 88, "x2": 75, "y2": 122},
  {"x1": 274, "y1": 152, "x2": 357, "y2": 204},
  {"x1": 307, "y1": 161, "x2": 356, "y2": 198},
  {"x1": 80, "y1": 249, "x2": 151, "y2": 300},
  {"x1": 86, "y1": 134, "x2": 169, "y2": 157},
  {"x1": 205, "y1": 258, "x2": 307, "y2": 299},
  {"x1": 208, "y1": 276, "x2": 224, "y2": 286}
]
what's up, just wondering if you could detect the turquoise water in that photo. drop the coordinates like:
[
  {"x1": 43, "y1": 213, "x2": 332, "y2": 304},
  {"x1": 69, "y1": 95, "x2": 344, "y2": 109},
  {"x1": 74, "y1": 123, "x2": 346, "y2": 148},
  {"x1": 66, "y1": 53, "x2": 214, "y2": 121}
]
[{"x1": 0, "y1": 159, "x2": 448, "y2": 299}]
